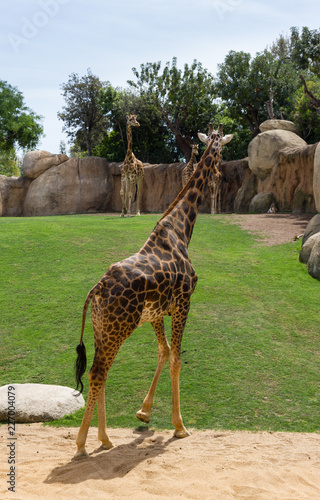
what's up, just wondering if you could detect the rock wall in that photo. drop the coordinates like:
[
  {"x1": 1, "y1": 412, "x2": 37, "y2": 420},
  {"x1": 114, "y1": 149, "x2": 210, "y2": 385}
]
[
  {"x1": 0, "y1": 154, "x2": 245, "y2": 217},
  {"x1": 0, "y1": 122, "x2": 318, "y2": 217},
  {"x1": 23, "y1": 157, "x2": 113, "y2": 216},
  {"x1": 0, "y1": 175, "x2": 31, "y2": 216},
  {"x1": 237, "y1": 120, "x2": 318, "y2": 213}
]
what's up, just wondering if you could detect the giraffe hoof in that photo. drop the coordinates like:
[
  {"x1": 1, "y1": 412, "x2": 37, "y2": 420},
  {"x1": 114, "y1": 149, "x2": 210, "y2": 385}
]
[
  {"x1": 136, "y1": 410, "x2": 151, "y2": 423},
  {"x1": 173, "y1": 428, "x2": 190, "y2": 439},
  {"x1": 74, "y1": 448, "x2": 88, "y2": 458},
  {"x1": 101, "y1": 441, "x2": 114, "y2": 450}
]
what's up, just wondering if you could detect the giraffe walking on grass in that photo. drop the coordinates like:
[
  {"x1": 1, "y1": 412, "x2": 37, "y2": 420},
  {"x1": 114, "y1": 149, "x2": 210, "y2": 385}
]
[{"x1": 74, "y1": 124, "x2": 233, "y2": 457}]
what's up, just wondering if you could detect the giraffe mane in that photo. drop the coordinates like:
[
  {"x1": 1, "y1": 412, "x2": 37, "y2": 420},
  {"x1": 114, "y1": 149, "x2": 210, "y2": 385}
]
[{"x1": 158, "y1": 134, "x2": 217, "y2": 223}]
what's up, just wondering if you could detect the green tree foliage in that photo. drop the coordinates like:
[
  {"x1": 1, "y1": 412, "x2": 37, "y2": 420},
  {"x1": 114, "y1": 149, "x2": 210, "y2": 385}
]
[
  {"x1": 0, "y1": 80, "x2": 43, "y2": 153},
  {"x1": 99, "y1": 86, "x2": 180, "y2": 163},
  {"x1": 289, "y1": 78, "x2": 320, "y2": 142},
  {"x1": 0, "y1": 150, "x2": 19, "y2": 176},
  {"x1": 290, "y1": 26, "x2": 320, "y2": 78},
  {"x1": 128, "y1": 58, "x2": 218, "y2": 160},
  {"x1": 215, "y1": 49, "x2": 301, "y2": 138},
  {"x1": 58, "y1": 69, "x2": 109, "y2": 156}
]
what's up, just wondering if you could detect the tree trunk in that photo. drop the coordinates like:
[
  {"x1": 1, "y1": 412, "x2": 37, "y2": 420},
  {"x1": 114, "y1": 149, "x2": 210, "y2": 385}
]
[{"x1": 300, "y1": 75, "x2": 320, "y2": 109}]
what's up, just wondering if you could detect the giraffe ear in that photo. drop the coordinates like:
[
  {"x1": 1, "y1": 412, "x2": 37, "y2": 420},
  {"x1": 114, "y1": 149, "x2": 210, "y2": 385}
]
[
  {"x1": 197, "y1": 132, "x2": 209, "y2": 144},
  {"x1": 222, "y1": 134, "x2": 233, "y2": 145}
]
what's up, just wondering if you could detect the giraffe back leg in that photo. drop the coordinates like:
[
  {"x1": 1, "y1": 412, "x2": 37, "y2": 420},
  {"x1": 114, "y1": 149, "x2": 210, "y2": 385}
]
[
  {"x1": 170, "y1": 304, "x2": 191, "y2": 438},
  {"x1": 136, "y1": 317, "x2": 170, "y2": 423},
  {"x1": 135, "y1": 175, "x2": 144, "y2": 216},
  {"x1": 97, "y1": 380, "x2": 113, "y2": 449},
  {"x1": 75, "y1": 337, "x2": 129, "y2": 457}
]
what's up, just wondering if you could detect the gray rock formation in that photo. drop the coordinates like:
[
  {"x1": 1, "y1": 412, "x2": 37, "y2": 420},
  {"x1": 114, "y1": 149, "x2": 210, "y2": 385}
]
[
  {"x1": 0, "y1": 175, "x2": 31, "y2": 216},
  {"x1": 313, "y1": 142, "x2": 320, "y2": 212},
  {"x1": 301, "y1": 213, "x2": 320, "y2": 245},
  {"x1": 248, "y1": 129, "x2": 307, "y2": 180},
  {"x1": 299, "y1": 214, "x2": 320, "y2": 280},
  {"x1": 259, "y1": 119, "x2": 301, "y2": 135},
  {"x1": 249, "y1": 192, "x2": 276, "y2": 213},
  {"x1": 307, "y1": 238, "x2": 320, "y2": 280},
  {"x1": 23, "y1": 157, "x2": 113, "y2": 216},
  {"x1": 23, "y1": 150, "x2": 68, "y2": 179},
  {"x1": 0, "y1": 383, "x2": 85, "y2": 422},
  {"x1": 299, "y1": 232, "x2": 320, "y2": 263}
]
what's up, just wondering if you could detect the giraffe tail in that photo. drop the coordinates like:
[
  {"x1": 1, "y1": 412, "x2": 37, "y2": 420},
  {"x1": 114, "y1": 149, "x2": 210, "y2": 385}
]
[{"x1": 75, "y1": 285, "x2": 98, "y2": 394}]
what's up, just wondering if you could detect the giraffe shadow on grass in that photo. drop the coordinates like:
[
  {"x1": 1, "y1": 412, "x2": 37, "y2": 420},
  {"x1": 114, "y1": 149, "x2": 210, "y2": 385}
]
[{"x1": 45, "y1": 427, "x2": 176, "y2": 485}]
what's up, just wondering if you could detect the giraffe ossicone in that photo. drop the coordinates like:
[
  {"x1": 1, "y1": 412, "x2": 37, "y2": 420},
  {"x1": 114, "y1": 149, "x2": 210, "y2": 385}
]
[{"x1": 74, "y1": 124, "x2": 233, "y2": 457}]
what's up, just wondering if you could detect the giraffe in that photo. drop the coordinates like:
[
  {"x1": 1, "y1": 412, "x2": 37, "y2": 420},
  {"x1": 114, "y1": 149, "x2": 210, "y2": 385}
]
[
  {"x1": 181, "y1": 144, "x2": 199, "y2": 187},
  {"x1": 120, "y1": 114, "x2": 144, "y2": 217},
  {"x1": 74, "y1": 124, "x2": 233, "y2": 457},
  {"x1": 198, "y1": 124, "x2": 224, "y2": 214}
]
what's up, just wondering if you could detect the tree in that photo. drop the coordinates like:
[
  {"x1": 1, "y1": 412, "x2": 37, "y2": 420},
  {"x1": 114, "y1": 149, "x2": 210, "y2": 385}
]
[
  {"x1": 128, "y1": 58, "x2": 218, "y2": 160},
  {"x1": 0, "y1": 150, "x2": 19, "y2": 176},
  {"x1": 289, "y1": 78, "x2": 320, "y2": 142},
  {"x1": 271, "y1": 27, "x2": 320, "y2": 113},
  {"x1": 99, "y1": 86, "x2": 180, "y2": 163},
  {"x1": 0, "y1": 80, "x2": 43, "y2": 153},
  {"x1": 57, "y1": 69, "x2": 108, "y2": 156}
]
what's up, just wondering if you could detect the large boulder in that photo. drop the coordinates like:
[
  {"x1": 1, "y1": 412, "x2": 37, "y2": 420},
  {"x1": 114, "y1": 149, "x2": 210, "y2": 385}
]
[
  {"x1": 248, "y1": 129, "x2": 307, "y2": 180},
  {"x1": 299, "y1": 232, "x2": 320, "y2": 264},
  {"x1": 23, "y1": 157, "x2": 113, "y2": 216},
  {"x1": 302, "y1": 213, "x2": 320, "y2": 245},
  {"x1": 23, "y1": 150, "x2": 68, "y2": 179},
  {"x1": 0, "y1": 175, "x2": 31, "y2": 216},
  {"x1": 249, "y1": 192, "x2": 276, "y2": 213},
  {"x1": 307, "y1": 238, "x2": 320, "y2": 280},
  {"x1": 0, "y1": 384, "x2": 85, "y2": 422},
  {"x1": 313, "y1": 142, "x2": 320, "y2": 212},
  {"x1": 259, "y1": 119, "x2": 301, "y2": 135}
]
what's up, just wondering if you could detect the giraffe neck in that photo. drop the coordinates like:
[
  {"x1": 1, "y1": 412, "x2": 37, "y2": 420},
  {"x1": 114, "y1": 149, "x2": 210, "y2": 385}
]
[
  {"x1": 125, "y1": 123, "x2": 133, "y2": 161},
  {"x1": 187, "y1": 151, "x2": 195, "y2": 172},
  {"x1": 158, "y1": 136, "x2": 221, "y2": 246}
]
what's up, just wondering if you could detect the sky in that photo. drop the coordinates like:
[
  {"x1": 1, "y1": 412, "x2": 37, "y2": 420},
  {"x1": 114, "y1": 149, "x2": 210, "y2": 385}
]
[{"x1": 1, "y1": 0, "x2": 319, "y2": 155}]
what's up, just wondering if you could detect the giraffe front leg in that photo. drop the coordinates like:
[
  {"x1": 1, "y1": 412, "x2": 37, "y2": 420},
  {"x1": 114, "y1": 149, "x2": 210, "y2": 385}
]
[
  {"x1": 97, "y1": 383, "x2": 113, "y2": 450},
  {"x1": 136, "y1": 318, "x2": 170, "y2": 423},
  {"x1": 120, "y1": 173, "x2": 127, "y2": 217},
  {"x1": 135, "y1": 176, "x2": 143, "y2": 216}
]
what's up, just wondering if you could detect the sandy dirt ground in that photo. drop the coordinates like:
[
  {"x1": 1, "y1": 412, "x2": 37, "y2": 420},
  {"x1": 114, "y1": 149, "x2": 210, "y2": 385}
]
[
  {"x1": 1, "y1": 214, "x2": 318, "y2": 500},
  {"x1": 1, "y1": 424, "x2": 320, "y2": 499}
]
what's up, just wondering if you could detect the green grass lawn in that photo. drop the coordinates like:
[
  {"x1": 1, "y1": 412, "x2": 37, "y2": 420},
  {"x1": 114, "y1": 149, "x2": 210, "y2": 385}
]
[{"x1": 0, "y1": 214, "x2": 319, "y2": 433}]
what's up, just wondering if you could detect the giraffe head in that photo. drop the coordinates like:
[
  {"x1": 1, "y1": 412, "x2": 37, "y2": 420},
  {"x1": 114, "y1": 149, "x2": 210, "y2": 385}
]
[
  {"x1": 191, "y1": 143, "x2": 199, "y2": 156},
  {"x1": 127, "y1": 114, "x2": 140, "y2": 127},
  {"x1": 198, "y1": 123, "x2": 233, "y2": 147}
]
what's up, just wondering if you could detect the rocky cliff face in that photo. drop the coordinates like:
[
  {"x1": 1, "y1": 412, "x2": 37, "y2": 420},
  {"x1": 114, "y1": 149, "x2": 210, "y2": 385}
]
[
  {"x1": 237, "y1": 120, "x2": 317, "y2": 213},
  {"x1": 23, "y1": 157, "x2": 113, "y2": 216},
  {"x1": 0, "y1": 121, "x2": 318, "y2": 217}
]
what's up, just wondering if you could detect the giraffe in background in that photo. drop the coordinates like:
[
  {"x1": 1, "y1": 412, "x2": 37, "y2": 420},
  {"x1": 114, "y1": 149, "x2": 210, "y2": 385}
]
[
  {"x1": 120, "y1": 114, "x2": 144, "y2": 217},
  {"x1": 198, "y1": 124, "x2": 225, "y2": 214},
  {"x1": 181, "y1": 144, "x2": 199, "y2": 187},
  {"x1": 74, "y1": 124, "x2": 233, "y2": 457}
]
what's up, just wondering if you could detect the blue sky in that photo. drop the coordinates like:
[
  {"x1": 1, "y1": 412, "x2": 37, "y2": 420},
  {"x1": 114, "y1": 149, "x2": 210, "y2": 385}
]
[{"x1": 1, "y1": 0, "x2": 319, "y2": 154}]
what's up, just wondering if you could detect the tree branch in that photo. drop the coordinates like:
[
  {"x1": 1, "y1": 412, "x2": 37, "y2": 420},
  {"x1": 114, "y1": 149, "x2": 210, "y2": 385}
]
[{"x1": 300, "y1": 75, "x2": 320, "y2": 109}]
